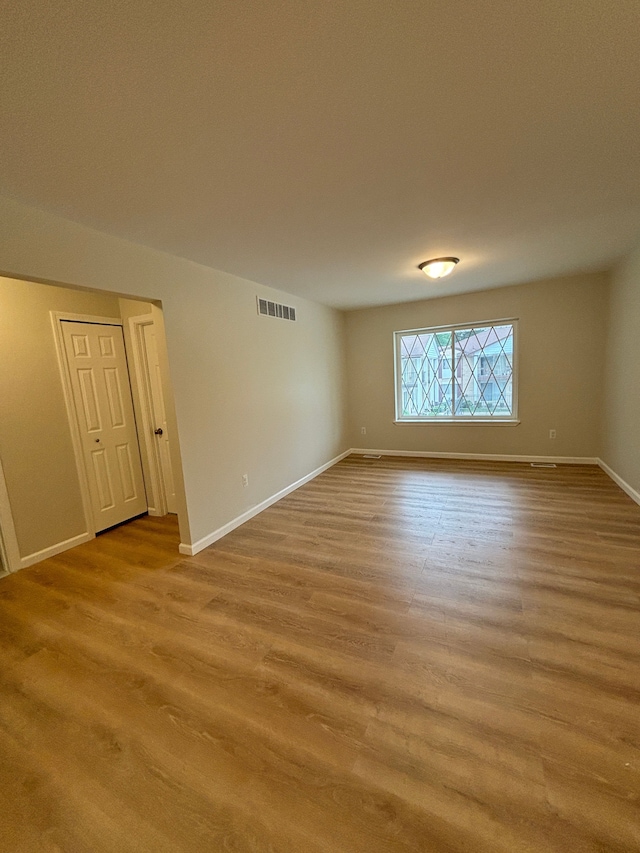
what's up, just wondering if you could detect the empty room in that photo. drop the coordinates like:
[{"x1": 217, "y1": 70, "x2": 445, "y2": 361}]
[{"x1": 1, "y1": 2, "x2": 639, "y2": 851}]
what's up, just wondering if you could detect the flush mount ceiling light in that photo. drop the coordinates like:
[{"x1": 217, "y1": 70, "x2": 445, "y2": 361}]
[{"x1": 418, "y1": 257, "x2": 460, "y2": 279}]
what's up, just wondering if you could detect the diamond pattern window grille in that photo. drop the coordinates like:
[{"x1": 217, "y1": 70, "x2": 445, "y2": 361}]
[{"x1": 396, "y1": 323, "x2": 515, "y2": 420}]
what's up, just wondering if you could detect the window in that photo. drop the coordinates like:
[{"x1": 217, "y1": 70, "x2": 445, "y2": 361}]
[{"x1": 394, "y1": 320, "x2": 517, "y2": 422}]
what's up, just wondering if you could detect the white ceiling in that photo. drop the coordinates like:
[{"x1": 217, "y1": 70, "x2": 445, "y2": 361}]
[{"x1": 1, "y1": 0, "x2": 640, "y2": 309}]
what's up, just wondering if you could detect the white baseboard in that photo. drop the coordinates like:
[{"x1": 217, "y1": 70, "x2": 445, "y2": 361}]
[
  {"x1": 349, "y1": 448, "x2": 599, "y2": 465},
  {"x1": 179, "y1": 449, "x2": 352, "y2": 556},
  {"x1": 19, "y1": 531, "x2": 94, "y2": 570},
  {"x1": 6, "y1": 452, "x2": 629, "y2": 575},
  {"x1": 178, "y1": 446, "x2": 606, "y2": 558},
  {"x1": 597, "y1": 458, "x2": 640, "y2": 506}
]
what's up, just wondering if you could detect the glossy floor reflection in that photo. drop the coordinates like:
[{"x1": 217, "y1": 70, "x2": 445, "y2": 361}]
[{"x1": 0, "y1": 457, "x2": 639, "y2": 852}]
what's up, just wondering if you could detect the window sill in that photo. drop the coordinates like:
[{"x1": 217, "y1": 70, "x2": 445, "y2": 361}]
[{"x1": 394, "y1": 419, "x2": 520, "y2": 426}]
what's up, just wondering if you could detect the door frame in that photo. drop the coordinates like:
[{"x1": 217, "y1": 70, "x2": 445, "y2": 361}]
[
  {"x1": 51, "y1": 311, "x2": 128, "y2": 538},
  {"x1": 0, "y1": 453, "x2": 21, "y2": 574},
  {"x1": 127, "y1": 314, "x2": 168, "y2": 517}
]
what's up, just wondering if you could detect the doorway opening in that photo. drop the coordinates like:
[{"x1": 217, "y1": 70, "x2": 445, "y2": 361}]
[{"x1": 0, "y1": 277, "x2": 186, "y2": 574}]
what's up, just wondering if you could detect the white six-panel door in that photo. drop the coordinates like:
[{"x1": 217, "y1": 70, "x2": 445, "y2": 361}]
[{"x1": 62, "y1": 321, "x2": 147, "y2": 531}]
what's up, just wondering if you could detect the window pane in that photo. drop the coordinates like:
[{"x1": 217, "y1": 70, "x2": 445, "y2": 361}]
[
  {"x1": 400, "y1": 331, "x2": 452, "y2": 417},
  {"x1": 454, "y1": 325, "x2": 513, "y2": 416}
]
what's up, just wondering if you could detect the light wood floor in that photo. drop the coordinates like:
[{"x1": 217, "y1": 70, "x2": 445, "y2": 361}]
[{"x1": 0, "y1": 456, "x2": 639, "y2": 852}]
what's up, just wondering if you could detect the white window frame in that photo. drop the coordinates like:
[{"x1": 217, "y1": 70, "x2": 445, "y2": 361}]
[{"x1": 394, "y1": 318, "x2": 519, "y2": 424}]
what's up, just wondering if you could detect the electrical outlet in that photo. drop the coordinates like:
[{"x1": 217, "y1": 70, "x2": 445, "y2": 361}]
[
  {"x1": 242, "y1": 474, "x2": 249, "y2": 487},
  {"x1": 361, "y1": 427, "x2": 367, "y2": 435},
  {"x1": 549, "y1": 429, "x2": 556, "y2": 439}
]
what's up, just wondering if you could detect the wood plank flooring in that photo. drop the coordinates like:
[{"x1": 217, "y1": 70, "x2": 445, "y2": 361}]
[{"x1": 0, "y1": 456, "x2": 639, "y2": 852}]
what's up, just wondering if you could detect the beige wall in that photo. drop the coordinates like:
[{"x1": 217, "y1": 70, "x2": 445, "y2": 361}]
[
  {"x1": 164, "y1": 278, "x2": 347, "y2": 546},
  {"x1": 602, "y1": 240, "x2": 640, "y2": 494},
  {"x1": 0, "y1": 277, "x2": 121, "y2": 557},
  {"x1": 345, "y1": 272, "x2": 608, "y2": 458},
  {"x1": 0, "y1": 196, "x2": 348, "y2": 554}
]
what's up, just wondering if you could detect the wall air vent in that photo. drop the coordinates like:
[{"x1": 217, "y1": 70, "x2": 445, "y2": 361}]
[{"x1": 257, "y1": 297, "x2": 296, "y2": 321}]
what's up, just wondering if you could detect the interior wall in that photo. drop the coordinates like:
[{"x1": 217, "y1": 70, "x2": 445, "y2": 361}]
[
  {"x1": 0, "y1": 195, "x2": 348, "y2": 551},
  {"x1": 345, "y1": 272, "x2": 608, "y2": 458},
  {"x1": 601, "y1": 239, "x2": 640, "y2": 494},
  {"x1": 0, "y1": 276, "x2": 121, "y2": 557}
]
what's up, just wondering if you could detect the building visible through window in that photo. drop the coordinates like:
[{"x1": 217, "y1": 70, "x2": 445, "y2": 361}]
[{"x1": 394, "y1": 321, "x2": 517, "y2": 421}]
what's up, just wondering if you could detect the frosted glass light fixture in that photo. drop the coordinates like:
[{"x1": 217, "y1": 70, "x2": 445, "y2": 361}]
[{"x1": 418, "y1": 257, "x2": 460, "y2": 279}]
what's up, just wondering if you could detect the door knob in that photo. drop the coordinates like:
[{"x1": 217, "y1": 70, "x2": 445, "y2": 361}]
[{"x1": 154, "y1": 428, "x2": 163, "y2": 435}]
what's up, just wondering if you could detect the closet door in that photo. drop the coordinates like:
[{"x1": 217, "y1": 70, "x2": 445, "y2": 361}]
[{"x1": 62, "y1": 321, "x2": 147, "y2": 531}]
